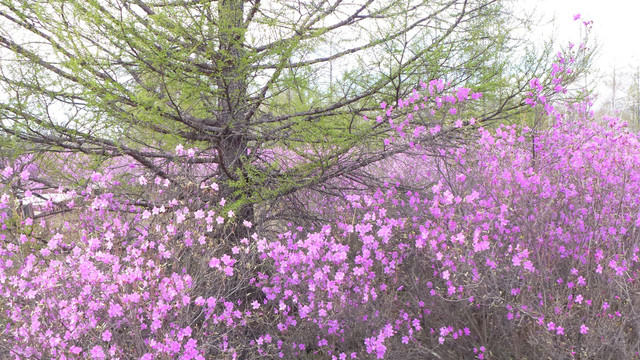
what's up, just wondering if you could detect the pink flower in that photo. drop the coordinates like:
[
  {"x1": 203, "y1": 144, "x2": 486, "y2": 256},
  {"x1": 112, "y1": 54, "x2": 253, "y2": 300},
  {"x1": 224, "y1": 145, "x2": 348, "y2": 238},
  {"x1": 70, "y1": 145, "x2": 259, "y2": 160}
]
[
  {"x1": 2, "y1": 166, "x2": 13, "y2": 178},
  {"x1": 523, "y1": 260, "x2": 535, "y2": 272},
  {"x1": 90, "y1": 346, "x2": 105, "y2": 359},
  {"x1": 456, "y1": 87, "x2": 470, "y2": 101},
  {"x1": 102, "y1": 330, "x2": 112, "y2": 342},
  {"x1": 580, "y1": 324, "x2": 589, "y2": 334},
  {"x1": 108, "y1": 302, "x2": 123, "y2": 318},
  {"x1": 209, "y1": 257, "x2": 221, "y2": 268},
  {"x1": 442, "y1": 270, "x2": 450, "y2": 280}
]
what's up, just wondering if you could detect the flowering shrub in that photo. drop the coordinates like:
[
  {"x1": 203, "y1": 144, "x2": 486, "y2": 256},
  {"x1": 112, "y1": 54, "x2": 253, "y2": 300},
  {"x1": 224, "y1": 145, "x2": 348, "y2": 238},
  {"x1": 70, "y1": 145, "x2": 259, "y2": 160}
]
[{"x1": 3, "y1": 17, "x2": 635, "y2": 360}]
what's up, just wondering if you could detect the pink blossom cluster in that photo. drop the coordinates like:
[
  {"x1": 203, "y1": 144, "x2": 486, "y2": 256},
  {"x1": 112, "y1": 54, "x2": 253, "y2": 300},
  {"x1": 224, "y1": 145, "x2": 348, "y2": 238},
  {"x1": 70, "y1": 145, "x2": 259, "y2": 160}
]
[{"x1": 1, "y1": 17, "x2": 631, "y2": 360}]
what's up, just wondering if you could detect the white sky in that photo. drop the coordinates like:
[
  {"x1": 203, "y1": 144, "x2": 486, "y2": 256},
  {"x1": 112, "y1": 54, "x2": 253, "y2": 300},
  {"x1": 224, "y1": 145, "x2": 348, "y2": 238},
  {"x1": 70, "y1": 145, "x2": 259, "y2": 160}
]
[
  {"x1": 534, "y1": 0, "x2": 640, "y2": 64},
  {"x1": 518, "y1": 0, "x2": 640, "y2": 110}
]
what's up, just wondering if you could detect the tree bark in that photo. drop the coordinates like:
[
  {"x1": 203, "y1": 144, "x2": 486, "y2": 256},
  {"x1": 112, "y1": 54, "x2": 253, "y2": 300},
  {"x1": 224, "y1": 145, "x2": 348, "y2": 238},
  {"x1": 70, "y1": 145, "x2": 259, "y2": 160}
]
[{"x1": 217, "y1": 0, "x2": 254, "y2": 240}]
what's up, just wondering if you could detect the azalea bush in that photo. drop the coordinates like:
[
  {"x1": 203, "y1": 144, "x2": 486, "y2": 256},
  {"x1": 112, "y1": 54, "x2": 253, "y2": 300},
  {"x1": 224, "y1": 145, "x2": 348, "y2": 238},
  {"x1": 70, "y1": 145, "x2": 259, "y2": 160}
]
[{"x1": 2, "y1": 17, "x2": 637, "y2": 360}]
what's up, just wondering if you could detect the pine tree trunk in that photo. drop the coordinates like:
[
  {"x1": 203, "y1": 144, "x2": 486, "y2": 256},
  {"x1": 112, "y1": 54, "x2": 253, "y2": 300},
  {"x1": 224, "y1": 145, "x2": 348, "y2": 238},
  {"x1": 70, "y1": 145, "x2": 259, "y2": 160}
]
[{"x1": 216, "y1": 0, "x2": 254, "y2": 241}]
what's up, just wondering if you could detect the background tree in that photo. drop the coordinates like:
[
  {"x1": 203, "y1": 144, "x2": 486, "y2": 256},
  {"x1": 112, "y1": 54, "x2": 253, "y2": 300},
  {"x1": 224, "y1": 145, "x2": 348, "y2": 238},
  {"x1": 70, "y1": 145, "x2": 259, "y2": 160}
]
[{"x1": 0, "y1": 0, "x2": 591, "y2": 235}]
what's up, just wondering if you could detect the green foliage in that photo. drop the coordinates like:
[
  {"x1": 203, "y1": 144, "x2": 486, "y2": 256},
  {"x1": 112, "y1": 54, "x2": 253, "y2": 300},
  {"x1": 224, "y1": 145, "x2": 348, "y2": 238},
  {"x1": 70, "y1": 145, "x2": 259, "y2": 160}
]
[{"x1": 0, "y1": 0, "x2": 594, "y2": 229}]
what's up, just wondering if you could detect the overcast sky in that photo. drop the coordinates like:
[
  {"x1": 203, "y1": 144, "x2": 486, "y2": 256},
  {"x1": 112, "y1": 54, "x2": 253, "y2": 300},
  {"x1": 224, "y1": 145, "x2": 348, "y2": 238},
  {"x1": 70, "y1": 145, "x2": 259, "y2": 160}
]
[
  {"x1": 537, "y1": 0, "x2": 640, "y2": 66},
  {"x1": 517, "y1": 0, "x2": 640, "y2": 109}
]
